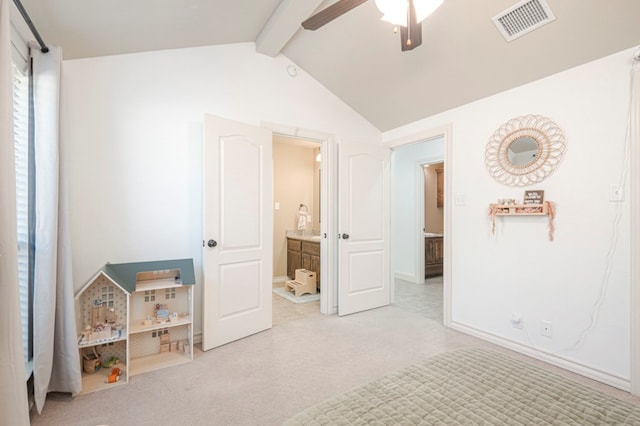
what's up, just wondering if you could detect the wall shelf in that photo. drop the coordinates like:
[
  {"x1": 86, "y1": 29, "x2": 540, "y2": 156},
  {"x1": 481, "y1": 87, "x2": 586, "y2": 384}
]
[
  {"x1": 489, "y1": 201, "x2": 556, "y2": 241},
  {"x1": 491, "y1": 203, "x2": 548, "y2": 216}
]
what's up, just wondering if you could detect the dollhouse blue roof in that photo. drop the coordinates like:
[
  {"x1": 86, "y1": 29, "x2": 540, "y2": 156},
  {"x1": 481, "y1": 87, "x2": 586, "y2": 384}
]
[
  {"x1": 76, "y1": 258, "x2": 196, "y2": 298},
  {"x1": 102, "y1": 258, "x2": 196, "y2": 294}
]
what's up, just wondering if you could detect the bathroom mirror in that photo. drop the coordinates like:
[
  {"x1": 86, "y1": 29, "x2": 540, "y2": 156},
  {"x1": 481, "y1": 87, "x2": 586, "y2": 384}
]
[{"x1": 485, "y1": 114, "x2": 566, "y2": 186}]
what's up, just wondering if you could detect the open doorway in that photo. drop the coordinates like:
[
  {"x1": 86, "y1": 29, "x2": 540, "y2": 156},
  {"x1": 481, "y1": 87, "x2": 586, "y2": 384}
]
[
  {"x1": 391, "y1": 137, "x2": 444, "y2": 322},
  {"x1": 422, "y1": 162, "x2": 444, "y2": 278},
  {"x1": 271, "y1": 134, "x2": 323, "y2": 322},
  {"x1": 420, "y1": 161, "x2": 444, "y2": 322}
]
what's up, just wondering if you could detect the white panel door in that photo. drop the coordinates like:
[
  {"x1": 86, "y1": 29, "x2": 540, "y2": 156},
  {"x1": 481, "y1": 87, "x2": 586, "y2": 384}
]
[
  {"x1": 338, "y1": 142, "x2": 390, "y2": 316},
  {"x1": 202, "y1": 114, "x2": 272, "y2": 351}
]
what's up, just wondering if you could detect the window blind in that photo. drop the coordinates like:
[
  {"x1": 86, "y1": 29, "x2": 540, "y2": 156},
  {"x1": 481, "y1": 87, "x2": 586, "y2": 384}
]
[
  {"x1": 13, "y1": 61, "x2": 32, "y2": 379},
  {"x1": 10, "y1": 23, "x2": 28, "y2": 73}
]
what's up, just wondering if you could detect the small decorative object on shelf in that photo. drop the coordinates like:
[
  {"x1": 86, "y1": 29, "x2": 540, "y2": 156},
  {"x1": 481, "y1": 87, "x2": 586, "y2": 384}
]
[
  {"x1": 489, "y1": 200, "x2": 556, "y2": 241},
  {"x1": 523, "y1": 190, "x2": 544, "y2": 205},
  {"x1": 106, "y1": 367, "x2": 122, "y2": 384},
  {"x1": 102, "y1": 356, "x2": 120, "y2": 369},
  {"x1": 82, "y1": 347, "x2": 102, "y2": 374},
  {"x1": 154, "y1": 303, "x2": 170, "y2": 323}
]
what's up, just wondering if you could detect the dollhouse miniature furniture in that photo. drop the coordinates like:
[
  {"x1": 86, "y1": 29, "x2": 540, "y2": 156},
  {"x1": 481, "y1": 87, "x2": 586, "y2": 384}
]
[{"x1": 75, "y1": 258, "x2": 195, "y2": 394}]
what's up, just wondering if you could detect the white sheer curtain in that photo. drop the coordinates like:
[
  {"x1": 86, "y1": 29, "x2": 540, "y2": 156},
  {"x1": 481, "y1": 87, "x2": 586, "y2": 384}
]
[
  {"x1": 631, "y1": 52, "x2": 640, "y2": 395},
  {"x1": 0, "y1": 0, "x2": 30, "y2": 424},
  {"x1": 30, "y1": 42, "x2": 81, "y2": 413}
]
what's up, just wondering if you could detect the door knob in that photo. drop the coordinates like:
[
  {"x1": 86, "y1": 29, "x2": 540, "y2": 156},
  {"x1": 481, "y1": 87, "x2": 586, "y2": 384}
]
[
  {"x1": 342, "y1": 233, "x2": 350, "y2": 240},
  {"x1": 207, "y1": 239, "x2": 217, "y2": 248}
]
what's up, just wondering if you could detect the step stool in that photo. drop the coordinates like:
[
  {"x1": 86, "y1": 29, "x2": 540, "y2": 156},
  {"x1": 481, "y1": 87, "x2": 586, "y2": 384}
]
[{"x1": 284, "y1": 269, "x2": 316, "y2": 297}]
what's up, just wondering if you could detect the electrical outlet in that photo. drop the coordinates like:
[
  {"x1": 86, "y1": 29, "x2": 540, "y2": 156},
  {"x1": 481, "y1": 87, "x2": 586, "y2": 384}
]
[{"x1": 541, "y1": 320, "x2": 552, "y2": 338}]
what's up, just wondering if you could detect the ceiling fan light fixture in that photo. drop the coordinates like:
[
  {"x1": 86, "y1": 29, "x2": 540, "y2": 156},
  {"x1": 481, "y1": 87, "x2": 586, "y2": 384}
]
[
  {"x1": 413, "y1": 0, "x2": 444, "y2": 23},
  {"x1": 375, "y1": 0, "x2": 408, "y2": 26},
  {"x1": 375, "y1": 0, "x2": 443, "y2": 27}
]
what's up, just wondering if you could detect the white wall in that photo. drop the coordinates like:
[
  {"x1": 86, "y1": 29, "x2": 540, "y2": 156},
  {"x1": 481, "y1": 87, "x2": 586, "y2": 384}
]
[
  {"x1": 392, "y1": 138, "x2": 443, "y2": 283},
  {"x1": 424, "y1": 163, "x2": 444, "y2": 234},
  {"x1": 61, "y1": 42, "x2": 380, "y2": 337},
  {"x1": 273, "y1": 139, "x2": 317, "y2": 277},
  {"x1": 384, "y1": 47, "x2": 636, "y2": 387}
]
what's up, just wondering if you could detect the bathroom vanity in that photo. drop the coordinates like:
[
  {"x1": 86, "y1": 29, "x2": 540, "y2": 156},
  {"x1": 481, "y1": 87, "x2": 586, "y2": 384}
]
[
  {"x1": 425, "y1": 233, "x2": 443, "y2": 277},
  {"x1": 286, "y1": 233, "x2": 321, "y2": 290}
]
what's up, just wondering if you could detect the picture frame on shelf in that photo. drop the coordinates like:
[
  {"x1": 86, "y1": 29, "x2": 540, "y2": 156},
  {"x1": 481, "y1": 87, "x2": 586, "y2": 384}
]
[{"x1": 523, "y1": 190, "x2": 544, "y2": 205}]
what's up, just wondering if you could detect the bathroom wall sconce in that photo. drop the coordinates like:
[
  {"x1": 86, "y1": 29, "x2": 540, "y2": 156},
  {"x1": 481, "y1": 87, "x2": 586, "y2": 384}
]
[{"x1": 316, "y1": 152, "x2": 321, "y2": 162}]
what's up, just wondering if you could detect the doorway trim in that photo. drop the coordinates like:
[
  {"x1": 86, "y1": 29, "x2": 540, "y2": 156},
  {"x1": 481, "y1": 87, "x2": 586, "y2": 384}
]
[
  {"x1": 384, "y1": 124, "x2": 453, "y2": 326},
  {"x1": 630, "y1": 65, "x2": 639, "y2": 395},
  {"x1": 262, "y1": 121, "x2": 337, "y2": 315},
  {"x1": 417, "y1": 157, "x2": 445, "y2": 284}
]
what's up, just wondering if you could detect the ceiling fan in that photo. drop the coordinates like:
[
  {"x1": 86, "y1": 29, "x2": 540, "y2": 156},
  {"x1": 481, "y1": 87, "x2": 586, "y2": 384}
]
[{"x1": 302, "y1": 0, "x2": 443, "y2": 51}]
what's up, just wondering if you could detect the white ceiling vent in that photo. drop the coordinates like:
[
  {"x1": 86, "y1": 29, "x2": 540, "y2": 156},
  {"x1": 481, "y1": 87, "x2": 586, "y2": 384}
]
[{"x1": 492, "y1": 0, "x2": 556, "y2": 42}]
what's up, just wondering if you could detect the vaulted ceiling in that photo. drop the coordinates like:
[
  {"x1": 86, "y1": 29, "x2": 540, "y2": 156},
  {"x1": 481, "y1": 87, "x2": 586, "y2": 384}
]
[{"x1": 11, "y1": 0, "x2": 640, "y2": 131}]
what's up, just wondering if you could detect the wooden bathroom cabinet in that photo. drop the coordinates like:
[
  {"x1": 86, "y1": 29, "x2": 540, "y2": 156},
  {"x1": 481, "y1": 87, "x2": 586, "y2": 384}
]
[
  {"x1": 425, "y1": 236, "x2": 443, "y2": 277},
  {"x1": 287, "y1": 237, "x2": 321, "y2": 290}
]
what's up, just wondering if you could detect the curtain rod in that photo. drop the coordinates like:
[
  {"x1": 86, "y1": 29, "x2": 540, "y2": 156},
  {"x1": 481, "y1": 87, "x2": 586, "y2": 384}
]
[{"x1": 12, "y1": 0, "x2": 48, "y2": 53}]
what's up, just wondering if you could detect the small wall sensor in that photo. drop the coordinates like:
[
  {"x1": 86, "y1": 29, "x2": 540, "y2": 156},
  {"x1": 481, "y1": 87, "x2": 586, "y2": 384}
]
[{"x1": 286, "y1": 65, "x2": 297, "y2": 77}]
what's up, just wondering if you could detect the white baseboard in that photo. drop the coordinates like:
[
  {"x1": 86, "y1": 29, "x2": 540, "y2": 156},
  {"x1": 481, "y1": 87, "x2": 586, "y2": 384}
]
[
  {"x1": 193, "y1": 330, "x2": 202, "y2": 345},
  {"x1": 451, "y1": 321, "x2": 631, "y2": 391},
  {"x1": 394, "y1": 272, "x2": 419, "y2": 283}
]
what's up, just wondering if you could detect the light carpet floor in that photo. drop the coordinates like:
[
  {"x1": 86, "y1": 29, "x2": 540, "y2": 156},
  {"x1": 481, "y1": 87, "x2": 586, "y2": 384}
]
[
  {"x1": 285, "y1": 347, "x2": 640, "y2": 425},
  {"x1": 29, "y1": 278, "x2": 640, "y2": 425}
]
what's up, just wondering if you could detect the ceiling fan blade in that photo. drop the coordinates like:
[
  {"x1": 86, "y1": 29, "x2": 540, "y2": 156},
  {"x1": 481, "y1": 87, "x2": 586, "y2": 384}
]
[
  {"x1": 401, "y1": 0, "x2": 422, "y2": 51},
  {"x1": 302, "y1": 0, "x2": 368, "y2": 30}
]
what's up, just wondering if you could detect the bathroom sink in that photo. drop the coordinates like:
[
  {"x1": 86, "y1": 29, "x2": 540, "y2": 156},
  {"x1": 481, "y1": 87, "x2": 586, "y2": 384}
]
[
  {"x1": 286, "y1": 230, "x2": 321, "y2": 242},
  {"x1": 424, "y1": 232, "x2": 443, "y2": 238}
]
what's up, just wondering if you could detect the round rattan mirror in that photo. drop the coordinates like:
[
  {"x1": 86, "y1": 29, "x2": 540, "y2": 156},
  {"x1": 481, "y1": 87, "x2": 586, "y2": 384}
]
[{"x1": 485, "y1": 115, "x2": 566, "y2": 186}]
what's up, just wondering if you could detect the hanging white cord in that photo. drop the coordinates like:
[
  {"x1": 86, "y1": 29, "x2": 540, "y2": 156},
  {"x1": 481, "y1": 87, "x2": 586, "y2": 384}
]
[
  {"x1": 517, "y1": 51, "x2": 638, "y2": 355},
  {"x1": 567, "y1": 53, "x2": 636, "y2": 352}
]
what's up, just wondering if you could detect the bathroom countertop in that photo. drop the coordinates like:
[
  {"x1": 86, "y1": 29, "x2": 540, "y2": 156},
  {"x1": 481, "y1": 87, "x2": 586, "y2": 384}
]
[
  {"x1": 286, "y1": 231, "x2": 321, "y2": 242},
  {"x1": 424, "y1": 232, "x2": 444, "y2": 238}
]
